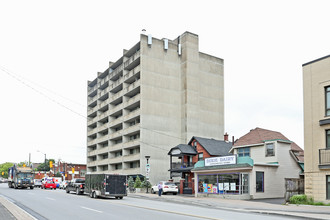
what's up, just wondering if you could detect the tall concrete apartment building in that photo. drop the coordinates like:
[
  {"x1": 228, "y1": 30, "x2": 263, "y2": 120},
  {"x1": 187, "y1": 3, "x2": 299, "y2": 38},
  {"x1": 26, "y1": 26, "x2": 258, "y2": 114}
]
[
  {"x1": 87, "y1": 32, "x2": 224, "y2": 184},
  {"x1": 303, "y1": 55, "x2": 330, "y2": 202}
]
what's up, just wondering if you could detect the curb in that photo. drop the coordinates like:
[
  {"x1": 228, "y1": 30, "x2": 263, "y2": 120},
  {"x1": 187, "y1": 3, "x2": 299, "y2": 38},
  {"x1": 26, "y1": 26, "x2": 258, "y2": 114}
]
[{"x1": 0, "y1": 195, "x2": 35, "y2": 220}]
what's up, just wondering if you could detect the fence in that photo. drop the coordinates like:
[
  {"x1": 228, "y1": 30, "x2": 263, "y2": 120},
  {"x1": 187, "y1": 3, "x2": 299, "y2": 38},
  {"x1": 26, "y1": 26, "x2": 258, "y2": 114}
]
[{"x1": 284, "y1": 178, "x2": 304, "y2": 202}]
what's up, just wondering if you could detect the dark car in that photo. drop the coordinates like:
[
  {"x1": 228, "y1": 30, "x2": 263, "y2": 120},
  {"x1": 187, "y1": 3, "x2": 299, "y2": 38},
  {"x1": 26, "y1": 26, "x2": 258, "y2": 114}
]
[{"x1": 66, "y1": 178, "x2": 85, "y2": 195}]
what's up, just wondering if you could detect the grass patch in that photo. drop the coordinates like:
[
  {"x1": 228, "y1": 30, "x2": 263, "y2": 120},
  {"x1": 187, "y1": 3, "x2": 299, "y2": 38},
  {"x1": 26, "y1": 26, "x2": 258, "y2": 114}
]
[{"x1": 289, "y1": 195, "x2": 330, "y2": 206}]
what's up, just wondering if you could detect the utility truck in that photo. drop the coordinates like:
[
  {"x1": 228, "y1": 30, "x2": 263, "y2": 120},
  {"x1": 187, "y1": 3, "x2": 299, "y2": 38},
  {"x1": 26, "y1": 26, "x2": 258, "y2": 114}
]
[
  {"x1": 8, "y1": 164, "x2": 34, "y2": 189},
  {"x1": 85, "y1": 174, "x2": 127, "y2": 199}
]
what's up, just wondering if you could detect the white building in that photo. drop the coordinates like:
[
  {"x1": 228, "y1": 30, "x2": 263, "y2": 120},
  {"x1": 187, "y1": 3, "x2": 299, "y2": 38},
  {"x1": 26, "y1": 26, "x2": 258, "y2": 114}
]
[{"x1": 192, "y1": 128, "x2": 304, "y2": 199}]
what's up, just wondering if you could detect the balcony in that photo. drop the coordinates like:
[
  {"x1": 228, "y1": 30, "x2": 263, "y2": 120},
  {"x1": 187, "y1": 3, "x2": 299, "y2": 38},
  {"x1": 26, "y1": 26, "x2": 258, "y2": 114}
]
[
  {"x1": 319, "y1": 148, "x2": 330, "y2": 169},
  {"x1": 124, "y1": 51, "x2": 140, "y2": 71},
  {"x1": 170, "y1": 162, "x2": 194, "y2": 171}
]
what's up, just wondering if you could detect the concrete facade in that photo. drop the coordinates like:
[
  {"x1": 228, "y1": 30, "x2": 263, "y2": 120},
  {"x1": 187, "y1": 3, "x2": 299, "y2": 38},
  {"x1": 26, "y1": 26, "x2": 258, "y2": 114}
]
[
  {"x1": 87, "y1": 32, "x2": 224, "y2": 184},
  {"x1": 303, "y1": 55, "x2": 330, "y2": 202}
]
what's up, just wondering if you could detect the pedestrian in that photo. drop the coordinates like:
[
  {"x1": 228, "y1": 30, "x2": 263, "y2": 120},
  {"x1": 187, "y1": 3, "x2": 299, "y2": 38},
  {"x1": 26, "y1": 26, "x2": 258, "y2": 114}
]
[{"x1": 158, "y1": 182, "x2": 163, "y2": 196}]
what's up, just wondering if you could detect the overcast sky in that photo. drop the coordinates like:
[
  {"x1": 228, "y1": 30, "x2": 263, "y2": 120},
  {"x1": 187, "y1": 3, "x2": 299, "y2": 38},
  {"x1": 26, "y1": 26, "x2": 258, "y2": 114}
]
[{"x1": 1, "y1": 0, "x2": 329, "y2": 165}]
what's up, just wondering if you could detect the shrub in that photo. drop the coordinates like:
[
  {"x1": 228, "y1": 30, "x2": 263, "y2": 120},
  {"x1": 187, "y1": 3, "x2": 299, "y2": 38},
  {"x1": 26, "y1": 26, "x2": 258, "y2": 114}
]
[
  {"x1": 128, "y1": 176, "x2": 135, "y2": 189},
  {"x1": 134, "y1": 176, "x2": 142, "y2": 188},
  {"x1": 289, "y1": 194, "x2": 308, "y2": 204},
  {"x1": 141, "y1": 179, "x2": 152, "y2": 188}
]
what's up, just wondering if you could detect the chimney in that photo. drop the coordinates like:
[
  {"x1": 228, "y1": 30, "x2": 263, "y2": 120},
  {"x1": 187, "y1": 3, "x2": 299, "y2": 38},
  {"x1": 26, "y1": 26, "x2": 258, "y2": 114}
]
[{"x1": 224, "y1": 133, "x2": 229, "y2": 142}]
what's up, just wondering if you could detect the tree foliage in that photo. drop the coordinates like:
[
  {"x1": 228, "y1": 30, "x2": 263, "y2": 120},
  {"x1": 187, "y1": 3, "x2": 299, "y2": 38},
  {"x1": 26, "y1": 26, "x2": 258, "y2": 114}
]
[
  {"x1": 141, "y1": 179, "x2": 152, "y2": 189},
  {"x1": 134, "y1": 176, "x2": 142, "y2": 188},
  {"x1": 37, "y1": 159, "x2": 55, "y2": 171},
  {"x1": 0, "y1": 162, "x2": 14, "y2": 178},
  {"x1": 128, "y1": 176, "x2": 135, "y2": 188}
]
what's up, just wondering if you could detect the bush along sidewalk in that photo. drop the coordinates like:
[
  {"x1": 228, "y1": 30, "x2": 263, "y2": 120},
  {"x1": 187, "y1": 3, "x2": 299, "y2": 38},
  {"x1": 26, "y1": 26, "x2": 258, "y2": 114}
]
[{"x1": 289, "y1": 194, "x2": 330, "y2": 206}]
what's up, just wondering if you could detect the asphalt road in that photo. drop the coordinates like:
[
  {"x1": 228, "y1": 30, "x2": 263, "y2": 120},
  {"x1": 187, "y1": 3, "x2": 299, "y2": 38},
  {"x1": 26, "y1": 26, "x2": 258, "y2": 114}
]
[{"x1": 0, "y1": 183, "x2": 296, "y2": 220}]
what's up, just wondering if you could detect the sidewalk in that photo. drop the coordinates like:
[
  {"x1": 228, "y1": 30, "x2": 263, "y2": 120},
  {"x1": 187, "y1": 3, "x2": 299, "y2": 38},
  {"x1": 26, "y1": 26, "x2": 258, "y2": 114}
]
[
  {"x1": 128, "y1": 192, "x2": 330, "y2": 220},
  {"x1": 0, "y1": 195, "x2": 34, "y2": 220}
]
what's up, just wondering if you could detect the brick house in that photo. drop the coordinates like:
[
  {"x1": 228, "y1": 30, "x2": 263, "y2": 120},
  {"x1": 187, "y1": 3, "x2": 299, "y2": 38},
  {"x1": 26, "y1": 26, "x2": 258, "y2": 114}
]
[{"x1": 168, "y1": 136, "x2": 232, "y2": 194}]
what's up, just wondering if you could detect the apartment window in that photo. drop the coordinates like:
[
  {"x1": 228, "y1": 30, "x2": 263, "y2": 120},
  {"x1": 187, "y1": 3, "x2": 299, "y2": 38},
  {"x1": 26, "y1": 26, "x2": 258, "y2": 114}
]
[
  {"x1": 266, "y1": 143, "x2": 275, "y2": 157},
  {"x1": 327, "y1": 130, "x2": 330, "y2": 149},
  {"x1": 256, "y1": 172, "x2": 264, "y2": 192},
  {"x1": 238, "y1": 147, "x2": 250, "y2": 157},
  {"x1": 198, "y1": 153, "x2": 203, "y2": 161},
  {"x1": 115, "y1": 164, "x2": 122, "y2": 170},
  {"x1": 115, "y1": 151, "x2": 122, "y2": 157},
  {"x1": 326, "y1": 86, "x2": 330, "y2": 116}
]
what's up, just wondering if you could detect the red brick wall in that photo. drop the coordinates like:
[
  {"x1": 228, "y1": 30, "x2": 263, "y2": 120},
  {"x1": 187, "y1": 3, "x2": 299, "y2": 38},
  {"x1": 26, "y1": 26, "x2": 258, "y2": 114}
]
[{"x1": 192, "y1": 140, "x2": 211, "y2": 163}]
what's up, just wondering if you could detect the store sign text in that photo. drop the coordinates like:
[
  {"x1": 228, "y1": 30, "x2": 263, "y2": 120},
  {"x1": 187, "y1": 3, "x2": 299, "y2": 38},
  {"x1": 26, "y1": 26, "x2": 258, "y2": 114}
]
[{"x1": 205, "y1": 155, "x2": 236, "y2": 166}]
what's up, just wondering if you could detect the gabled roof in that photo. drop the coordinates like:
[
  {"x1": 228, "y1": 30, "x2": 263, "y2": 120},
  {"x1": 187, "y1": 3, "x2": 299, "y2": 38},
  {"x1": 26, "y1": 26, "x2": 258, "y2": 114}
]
[
  {"x1": 168, "y1": 144, "x2": 197, "y2": 155},
  {"x1": 232, "y1": 128, "x2": 304, "y2": 157},
  {"x1": 189, "y1": 136, "x2": 232, "y2": 156}
]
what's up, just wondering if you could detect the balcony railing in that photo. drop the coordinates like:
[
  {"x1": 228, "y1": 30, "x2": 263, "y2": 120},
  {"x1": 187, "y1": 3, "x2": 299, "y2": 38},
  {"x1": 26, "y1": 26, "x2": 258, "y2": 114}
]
[
  {"x1": 319, "y1": 148, "x2": 330, "y2": 165},
  {"x1": 171, "y1": 162, "x2": 194, "y2": 170}
]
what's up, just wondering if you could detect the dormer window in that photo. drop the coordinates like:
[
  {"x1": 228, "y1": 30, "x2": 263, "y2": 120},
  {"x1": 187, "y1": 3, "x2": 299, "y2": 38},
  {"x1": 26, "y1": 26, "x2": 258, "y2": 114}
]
[
  {"x1": 194, "y1": 141, "x2": 197, "y2": 148},
  {"x1": 266, "y1": 143, "x2": 275, "y2": 157}
]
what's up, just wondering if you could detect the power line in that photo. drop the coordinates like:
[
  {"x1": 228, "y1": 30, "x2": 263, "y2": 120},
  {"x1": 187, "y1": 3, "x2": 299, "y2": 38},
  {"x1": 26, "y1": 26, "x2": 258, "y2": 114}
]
[
  {"x1": 0, "y1": 66, "x2": 86, "y2": 119},
  {"x1": 0, "y1": 65, "x2": 86, "y2": 107}
]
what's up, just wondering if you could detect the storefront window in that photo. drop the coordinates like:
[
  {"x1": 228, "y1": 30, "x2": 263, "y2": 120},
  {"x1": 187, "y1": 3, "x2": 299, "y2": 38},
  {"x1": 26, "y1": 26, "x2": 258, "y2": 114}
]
[
  {"x1": 198, "y1": 173, "x2": 243, "y2": 194},
  {"x1": 241, "y1": 173, "x2": 249, "y2": 194},
  {"x1": 198, "y1": 175, "x2": 218, "y2": 193}
]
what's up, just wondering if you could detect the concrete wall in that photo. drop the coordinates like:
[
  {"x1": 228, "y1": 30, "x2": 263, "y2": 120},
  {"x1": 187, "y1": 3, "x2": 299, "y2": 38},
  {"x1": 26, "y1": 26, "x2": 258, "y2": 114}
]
[{"x1": 303, "y1": 56, "x2": 330, "y2": 202}]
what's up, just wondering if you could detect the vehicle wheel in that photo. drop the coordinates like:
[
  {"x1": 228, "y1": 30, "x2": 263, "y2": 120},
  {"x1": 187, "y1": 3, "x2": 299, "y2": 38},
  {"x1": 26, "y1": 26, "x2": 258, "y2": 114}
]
[
  {"x1": 92, "y1": 192, "x2": 97, "y2": 199},
  {"x1": 54, "y1": 188, "x2": 56, "y2": 190},
  {"x1": 76, "y1": 188, "x2": 80, "y2": 195},
  {"x1": 30, "y1": 186, "x2": 34, "y2": 190},
  {"x1": 119, "y1": 197, "x2": 123, "y2": 199},
  {"x1": 14, "y1": 184, "x2": 18, "y2": 189},
  {"x1": 151, "y1": 188, "x2": 155, "y2": 194},
  {"x1": 66, "y1": 188, "x2": 70, "y2": 193},
  {"x1": 115, "y1": 196, "x2": 119, "y2": 199},
  {"x1": 173, "y1": 193, "x2": 177, "y2": 195}
]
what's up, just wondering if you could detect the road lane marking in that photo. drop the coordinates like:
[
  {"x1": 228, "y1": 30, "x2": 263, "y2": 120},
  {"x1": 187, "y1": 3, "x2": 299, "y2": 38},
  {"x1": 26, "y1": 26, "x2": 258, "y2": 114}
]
[
  {"x1": 46, "y1": 197, "x2": 55, "y2": 201},
  {"x1": 81, "y1": 206, "x2": 103, "y2": 213},
  {"x1": 107, "y1": 201, "x2": 222, "y2": 220}
]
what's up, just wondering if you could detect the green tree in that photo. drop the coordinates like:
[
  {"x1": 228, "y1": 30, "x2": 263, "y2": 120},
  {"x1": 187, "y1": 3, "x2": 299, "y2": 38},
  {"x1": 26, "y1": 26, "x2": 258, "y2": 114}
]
[
  {"x1": 128, "y1": 176, "x2": 135, "y2": 189},
  {"x1": 37, "y1": 159, "x2": 55, "y2": 172},
  {"x1": 141, "y1": 179, "x2": 152, "y2": 189},
  {"x1": 0, "y1": 162, "x2": 14, "y2": 178},
  {"x1": 134, "y1": 176, "x2": 142, "y2": 188},
  {"x1": 17, "y1": 161, "x2": 29, "y2": 167}
]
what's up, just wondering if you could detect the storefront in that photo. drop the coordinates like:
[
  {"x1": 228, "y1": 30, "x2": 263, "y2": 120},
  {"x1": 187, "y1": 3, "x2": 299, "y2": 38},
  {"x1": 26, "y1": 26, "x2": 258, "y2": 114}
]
[{"x1": 192, "y1": 155, "x2": 253, "y2": 199}]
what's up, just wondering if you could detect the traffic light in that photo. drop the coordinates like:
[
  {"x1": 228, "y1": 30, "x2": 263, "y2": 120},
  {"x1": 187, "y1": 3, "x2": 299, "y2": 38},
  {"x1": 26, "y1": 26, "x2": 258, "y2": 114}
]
[
  {"x1": 49, "y1": 161, "x2": 53, "y2": 168},
  {"x1": 1, "y1": 172, "x2": 4, "y2": 176},
  {"x1": 72, "y1": 167, "x2": 75, "y2": 174}
]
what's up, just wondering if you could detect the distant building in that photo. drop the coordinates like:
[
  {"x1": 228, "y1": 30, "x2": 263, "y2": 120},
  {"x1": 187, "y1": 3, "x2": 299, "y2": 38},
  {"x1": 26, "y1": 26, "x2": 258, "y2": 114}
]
[
  {"x1": 87, "y1": 31, "x2": 225, "y2": 184},
  {"x1": 192, "y1": 128, "x2": 304, "y2": 199},
  {"x1": 303, "y1": 55, "x2": 330, "y2": 202}
]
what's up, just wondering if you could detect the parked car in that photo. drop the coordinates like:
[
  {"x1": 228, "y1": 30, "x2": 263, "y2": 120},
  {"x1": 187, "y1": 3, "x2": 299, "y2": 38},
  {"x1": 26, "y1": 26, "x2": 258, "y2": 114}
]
[
  {"x1": 34, "y1": 179, "x2": 42, "y2": 188},
  {"x1": 151, "y1": 181, "x2": 178, "y2": 195},
  {"x1": 41, "y1": 180, "x2": 57, "y2": 190},
  {"x1": 60, "y1": 180, "x2": 68, "y2": 189},
  {"x1": 66, "y1": 178, "x2": 85, "y2": 195}
]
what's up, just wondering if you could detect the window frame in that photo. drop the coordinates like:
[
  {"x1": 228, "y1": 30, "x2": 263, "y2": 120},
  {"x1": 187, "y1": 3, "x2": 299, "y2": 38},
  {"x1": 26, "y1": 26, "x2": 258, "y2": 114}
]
[
  {"x1": 198, "y1": 152, "x2": 204, "y2": 161},
  {"x1": 256, "y1": 171, "x2": 264, "y2": 193},
  {"x1": 326, "y1": 130, "x2": 330, "y2": 149},
  {"x1": 265, "y1": 143, "x2": 275, "y2": 157},
  {"x1": 238, "y1": 147, "x2": 250, "y2": 157},
  {"x1": 326, "y1": 86, "x2": 330, "y2": 117},
  {"x1": 327, "y1": 175, "x2": 330, "y2": 200}
]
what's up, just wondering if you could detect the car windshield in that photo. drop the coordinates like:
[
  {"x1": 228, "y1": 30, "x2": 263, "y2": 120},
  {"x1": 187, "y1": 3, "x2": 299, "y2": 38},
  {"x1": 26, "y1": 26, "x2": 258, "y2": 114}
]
[
  {"x1": 46, "y1": 181, "x2": 54, "y2": 184},
  {"x1": 76, "y1": 179, "x2": 84, "y2": 183},
  {"x1": 17, "y1": 173, "x2": 33, "y2": 178}
]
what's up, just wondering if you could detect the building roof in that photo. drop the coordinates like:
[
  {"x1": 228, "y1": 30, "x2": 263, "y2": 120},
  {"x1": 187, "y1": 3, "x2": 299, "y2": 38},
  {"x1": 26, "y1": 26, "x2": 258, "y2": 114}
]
[
  {"x1": 189, "y1": 136, "x2": 232, "y2": 156},
  {"x1": 302, "y1": 54, "x2": 330, "y2": 66},
  {"x1": 232, "y1": 127, "x2": 304, "y2": 161},
  {"x1": 168, "y1": 144, "x2": 198, "y2": 155}
]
